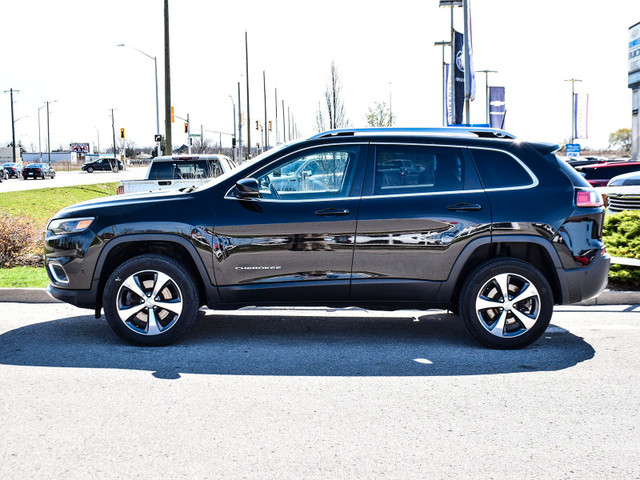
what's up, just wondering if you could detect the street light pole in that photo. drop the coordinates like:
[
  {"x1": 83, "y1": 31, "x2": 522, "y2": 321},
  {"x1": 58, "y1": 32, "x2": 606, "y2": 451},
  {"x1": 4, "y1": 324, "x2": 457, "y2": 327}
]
[
  {"x1": 263, "y1": 70, "x2": 268, "y2": 150},
  {"x1": 245, "y1": 31, "x2": 251, "y2": 158},
  {"x1": 117, "y1": 44, "x2": 162, "y2": 156},
  {"x1": 229, "y1": 95, "x2": 236, "y2": 163},
  {"x1": 38, "y1": 105, "x2": 46, "y2": 161},
  {"x1": 434, "y1": 41, "x2": 451, "y2": 126},
  {"x1": 45, "y1": 101, "x2": 57, "y2": 165},
  {"x1": 565, "y1": 78, "x2": 582, "y2": 144},
  {"x1": 237, "y1": 81, "x2": 243, "y2": 163}
]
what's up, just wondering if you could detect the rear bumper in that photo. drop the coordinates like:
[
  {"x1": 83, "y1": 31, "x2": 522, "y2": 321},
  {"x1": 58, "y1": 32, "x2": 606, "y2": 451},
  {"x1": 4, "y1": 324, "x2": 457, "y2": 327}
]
[
  {"x1": 46, "y1": 284, "x2": 97, "y2": 310},
  {"x1": 557, "y1": 250, "x2": 610, "y2": 304}
]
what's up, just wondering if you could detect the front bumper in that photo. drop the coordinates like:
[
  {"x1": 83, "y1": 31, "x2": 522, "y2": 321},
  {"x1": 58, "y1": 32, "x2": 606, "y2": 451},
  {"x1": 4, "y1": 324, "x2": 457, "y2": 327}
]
[{"x1": 46, "y1": 284, "x2": 97, "y2": 310}]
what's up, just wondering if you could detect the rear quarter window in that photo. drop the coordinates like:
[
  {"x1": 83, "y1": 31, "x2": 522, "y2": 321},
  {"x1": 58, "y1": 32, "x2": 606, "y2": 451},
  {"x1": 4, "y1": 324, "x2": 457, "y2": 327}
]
[{"x1": 470, "y1": 148, "x2": 535, "y2": 189}]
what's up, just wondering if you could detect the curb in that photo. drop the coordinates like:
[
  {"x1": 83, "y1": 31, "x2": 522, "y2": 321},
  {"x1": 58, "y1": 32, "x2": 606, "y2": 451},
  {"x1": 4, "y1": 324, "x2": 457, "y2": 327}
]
[
  {"x1": 0, "y1": 288, "x2": 639, "y2": 306},
  {"x1": 0, "y1": 288, "x2": 61, "y2": 303}
]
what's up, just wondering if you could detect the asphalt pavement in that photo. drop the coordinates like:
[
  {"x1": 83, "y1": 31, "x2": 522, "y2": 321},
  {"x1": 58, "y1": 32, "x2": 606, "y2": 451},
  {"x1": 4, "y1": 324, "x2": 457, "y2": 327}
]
[{"x1": 0, "y1": 302, "x2": 638, "y2": 479}]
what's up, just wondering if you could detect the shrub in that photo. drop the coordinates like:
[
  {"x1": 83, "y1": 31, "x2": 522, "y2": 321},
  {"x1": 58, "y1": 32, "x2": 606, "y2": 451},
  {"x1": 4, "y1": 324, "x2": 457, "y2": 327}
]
[
  {"x1": 0, "y1": 213, "x2": 44, "y2": 267},
  {"x1": 603, "y1": 210, "x2": 640, "y2": 288}
]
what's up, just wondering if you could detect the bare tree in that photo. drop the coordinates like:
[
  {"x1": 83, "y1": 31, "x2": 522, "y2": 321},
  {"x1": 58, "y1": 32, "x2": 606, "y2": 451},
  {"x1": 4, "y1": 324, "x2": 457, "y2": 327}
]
[
  {"x1": 315, "y1": 61, "x2": 349, "y2": 132},
  {"x1": 609, "y1": 128, "x2": 632, "y2": 153},
  {"x1": 365, "y1": 101, "x2": 395, "y2": 127}
]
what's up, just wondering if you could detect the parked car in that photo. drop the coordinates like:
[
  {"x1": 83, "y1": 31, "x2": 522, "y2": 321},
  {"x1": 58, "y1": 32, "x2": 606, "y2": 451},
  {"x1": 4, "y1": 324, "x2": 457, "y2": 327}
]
[
  {"x1": 574, "y1": 160, "x2": 640, "y2": 187},
  {"x1": 117, "y1": 154, "x2": 235, "y2": 195},
  {"x1": 22, "y1": 163, "x2": 55, "y2": 180},
  {"x1": 81, "y1": 158, "x2": 123, "y2": 173},
  {"x1": 45, "y1": 127, "x2": 609, "y2": 349},
  {"x1": 2, "y1": 162, "x2": 22, "y2": 178},
  {"x1": 604, "y1": 171, "x2": 640, "y2": 212}
]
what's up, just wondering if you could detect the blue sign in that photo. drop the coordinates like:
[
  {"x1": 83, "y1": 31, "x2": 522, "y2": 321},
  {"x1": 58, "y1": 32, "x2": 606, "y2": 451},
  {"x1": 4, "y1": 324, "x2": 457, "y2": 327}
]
[{"x1": 566, "y1": 144, "x2": 581, "y2": 158}]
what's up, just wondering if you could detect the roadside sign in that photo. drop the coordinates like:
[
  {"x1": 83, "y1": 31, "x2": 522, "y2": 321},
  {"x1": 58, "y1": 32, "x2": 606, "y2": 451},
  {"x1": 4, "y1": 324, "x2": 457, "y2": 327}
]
[
  {"x1": 189, "y1": 133, "x2": 201, "y2": 137},
  {"x1": 566, "y1": 144, "x2": 581, "y2": 158},
  {"x1": 154, "y1": 134, "x2": 162, "y2": 142}
]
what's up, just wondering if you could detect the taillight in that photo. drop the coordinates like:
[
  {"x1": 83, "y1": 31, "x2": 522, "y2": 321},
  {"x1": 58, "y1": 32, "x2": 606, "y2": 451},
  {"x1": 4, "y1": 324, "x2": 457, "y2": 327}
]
[
  {"x1": 576, "y1": 189, "x2": 603, "y2": 207},
  {"x1": 116, "y1": 185, "x2": 124, "y2": 195}
]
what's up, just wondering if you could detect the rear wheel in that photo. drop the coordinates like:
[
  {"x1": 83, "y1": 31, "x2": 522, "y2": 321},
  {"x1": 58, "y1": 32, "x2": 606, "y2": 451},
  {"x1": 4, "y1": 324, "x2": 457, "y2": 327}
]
[
  {"x1": 103, "y1": 254, "x2": 200, "y2": 346},
  {"x1": 458, "y1": 258, "x2": 553, "y2": 349}
]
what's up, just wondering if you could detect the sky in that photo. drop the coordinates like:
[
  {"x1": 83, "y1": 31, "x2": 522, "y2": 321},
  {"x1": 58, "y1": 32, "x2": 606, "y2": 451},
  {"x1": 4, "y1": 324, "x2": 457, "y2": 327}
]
[{"x1": 1, "y1": 0, "x2": 639, "y2": 153}]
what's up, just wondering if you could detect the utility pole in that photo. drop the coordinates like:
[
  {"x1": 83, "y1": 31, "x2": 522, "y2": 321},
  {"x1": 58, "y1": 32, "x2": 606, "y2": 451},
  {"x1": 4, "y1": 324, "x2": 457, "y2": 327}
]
[
  {"x1": 237, "y1": 81, "x2": 243, "y2": 163},
  {"x1": 263, "y1": 70, "x2": 268, "y2": 150},
  {"x1": 275, "y1": 88, "x2": 279, "y2": 145},
  {"x1": 111, "y1": 109, "x2": 117, "y2": 160},
  {"x1": 477, "y1": 69, "x2": 497, "y2": 125},
  {"x1": 565, "y1": 78, "x2": 582, "y2": 144},
  {"x1": 46, "y1": 101, "x2": 52, "y2": 164},
  {"x1": 229, "y1": 96, "x2": 236, "y2": 162},
  {"x1": 3, "y1": 88, "x2": 20, "y2": 163},
  {"x1": 245, "y1": 31, "x2": 251, "y2": 158},
  {"x1": 282, "y1": 100, "x2": 286, "y2": 143},
  {"x1": 164, "y1": 0, "x2": 173, "y2": 154},
  {"x1": 434, "y1": 41, "x2": 451, "y2": 126},
  {"x1": 187, "y1": 113, "x2": 191, "y2": 154}
]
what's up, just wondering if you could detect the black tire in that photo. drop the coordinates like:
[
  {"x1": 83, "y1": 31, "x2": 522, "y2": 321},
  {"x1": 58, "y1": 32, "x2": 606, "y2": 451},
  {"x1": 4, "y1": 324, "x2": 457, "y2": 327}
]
[
  {"x1": 103, "y1": 254, "x2": 200, "y2": 346},
  {"x1": 458, "y1": 258, "x2": 553, "y2": 349},
  {"x1": 87, "y1": 166, "x2": 94, "y2": 173}
]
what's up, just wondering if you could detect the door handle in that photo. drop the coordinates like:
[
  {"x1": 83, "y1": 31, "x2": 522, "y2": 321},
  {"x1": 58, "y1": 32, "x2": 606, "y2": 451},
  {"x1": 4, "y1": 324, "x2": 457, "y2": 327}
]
[
  {"x1": 315, "y1": 208, "x2": 350, "y2": 216},
  {"x1": 447, "y1": 202, "x2": 482, "y2": 211}
]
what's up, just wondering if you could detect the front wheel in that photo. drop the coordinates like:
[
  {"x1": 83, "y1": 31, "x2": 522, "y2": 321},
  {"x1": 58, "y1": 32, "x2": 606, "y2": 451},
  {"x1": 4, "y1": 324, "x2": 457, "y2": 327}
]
[
  {"x1": 458, "y1": 259, "x2": 553, "y2": 349},
  {"x1": 103, "y1": 254, "x2": 200, "y2": 346},
  {"x1": 87, "y1": 166, "x2": 94, "y2": 173}
]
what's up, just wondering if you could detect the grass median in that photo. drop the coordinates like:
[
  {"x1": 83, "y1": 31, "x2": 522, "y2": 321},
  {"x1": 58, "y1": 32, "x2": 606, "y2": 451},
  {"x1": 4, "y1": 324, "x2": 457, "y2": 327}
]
[{"x1": 0, "y1": 183, "x2": 118, "y2": 289}]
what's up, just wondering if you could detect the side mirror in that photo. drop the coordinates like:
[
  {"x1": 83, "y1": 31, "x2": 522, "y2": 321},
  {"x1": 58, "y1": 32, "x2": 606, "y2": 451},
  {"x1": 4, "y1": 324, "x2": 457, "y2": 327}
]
[{"x1": 235, "y1": 178, "x2": 261, "y2": 198}]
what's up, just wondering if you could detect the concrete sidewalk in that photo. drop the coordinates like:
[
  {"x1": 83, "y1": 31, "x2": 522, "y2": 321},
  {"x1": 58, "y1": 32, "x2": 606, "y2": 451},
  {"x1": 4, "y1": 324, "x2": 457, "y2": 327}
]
[{"x1": 1, "y1": 287, "x2": 639, "y2": 306}]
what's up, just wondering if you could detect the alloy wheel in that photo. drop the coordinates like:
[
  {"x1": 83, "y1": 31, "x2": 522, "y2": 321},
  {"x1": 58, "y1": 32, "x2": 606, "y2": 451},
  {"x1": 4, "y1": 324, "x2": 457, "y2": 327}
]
[{"x1": 116, "y1": 270, "x2": 184, "y2": 336}]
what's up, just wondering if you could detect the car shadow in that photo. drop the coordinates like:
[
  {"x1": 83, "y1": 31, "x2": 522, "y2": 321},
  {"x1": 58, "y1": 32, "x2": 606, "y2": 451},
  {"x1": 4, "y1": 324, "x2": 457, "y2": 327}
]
[{"x1": 0, "y1": 310, "x2": 594, "y2": 378}]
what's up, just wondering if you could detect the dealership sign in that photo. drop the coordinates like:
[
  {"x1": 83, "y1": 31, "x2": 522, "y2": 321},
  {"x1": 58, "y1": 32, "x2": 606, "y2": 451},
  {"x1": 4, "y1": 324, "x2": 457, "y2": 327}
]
[{"x1": 630, "y1": 21, "x2": 640, "y2": 87}]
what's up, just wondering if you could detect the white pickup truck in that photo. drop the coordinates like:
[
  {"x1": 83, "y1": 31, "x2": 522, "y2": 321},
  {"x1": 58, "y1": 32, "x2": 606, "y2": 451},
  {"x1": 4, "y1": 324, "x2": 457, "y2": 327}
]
[{"x1": 117, "y1": 154, "x2": 236, "y2": 195}]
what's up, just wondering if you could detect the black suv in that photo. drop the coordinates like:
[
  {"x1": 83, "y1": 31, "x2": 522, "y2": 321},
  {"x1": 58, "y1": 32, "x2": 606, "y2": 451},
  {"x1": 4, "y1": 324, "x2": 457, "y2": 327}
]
[
  {"x1": 81, "y1": 158, "x2": 124, "y2": 173},
  {"x1": 45, "y1": 128, "x2": 609, "y2": 349}
]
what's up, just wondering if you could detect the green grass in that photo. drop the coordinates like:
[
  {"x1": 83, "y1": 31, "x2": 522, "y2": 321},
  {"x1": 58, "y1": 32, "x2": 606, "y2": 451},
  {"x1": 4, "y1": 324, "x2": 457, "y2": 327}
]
[
  {"x1": 0, "y1": 266, "x2": 49, "y2": 288},
  {"x1": 0, "y1": 183, "x2": 118, "y2": 227}
]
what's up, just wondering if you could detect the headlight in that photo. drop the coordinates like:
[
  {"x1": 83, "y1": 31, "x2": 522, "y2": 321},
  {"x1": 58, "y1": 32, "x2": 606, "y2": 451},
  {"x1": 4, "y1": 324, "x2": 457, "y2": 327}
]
[{"x1": 47, "y1": 217, "x2": 95, "y2": 235}]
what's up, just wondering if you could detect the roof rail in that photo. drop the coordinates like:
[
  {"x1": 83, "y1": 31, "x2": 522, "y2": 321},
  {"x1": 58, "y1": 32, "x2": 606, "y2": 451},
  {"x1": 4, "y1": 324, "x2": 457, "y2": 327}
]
[{"x1": 310, "y1": 127, "x2": 517, "y2": 140}]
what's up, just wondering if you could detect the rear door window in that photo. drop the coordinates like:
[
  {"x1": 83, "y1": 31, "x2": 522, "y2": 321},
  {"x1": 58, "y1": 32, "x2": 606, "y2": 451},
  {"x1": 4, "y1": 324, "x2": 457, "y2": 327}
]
[{"x1": 371, "y1": 145, "x2": 477, "y2": 195}]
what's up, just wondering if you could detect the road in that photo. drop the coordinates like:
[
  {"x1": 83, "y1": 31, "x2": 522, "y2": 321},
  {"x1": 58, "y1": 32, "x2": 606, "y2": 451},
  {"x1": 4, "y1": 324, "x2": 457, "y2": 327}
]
[
  {"x1": 0, "y1": 167, "x2": 146, "y2": 193},
  {"x1": 0, "y1": 303, "x2": 638, "y2": 479}
]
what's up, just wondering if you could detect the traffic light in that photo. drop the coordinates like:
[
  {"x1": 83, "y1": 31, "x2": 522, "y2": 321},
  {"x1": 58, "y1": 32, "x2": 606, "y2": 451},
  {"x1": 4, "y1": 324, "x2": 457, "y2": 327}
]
[
  {"x1": 171, "y1": 106, "x2": 175, "y2": 123},
  {"x1": 232, "y1": 137, "x2": 237, "y2": 148},
  {"x1": 184, "y1": 122, "x2": 188, "y2": 134},
  {"x1": 269, "y1": 121, "x2": 272, "y2": 132},
  {"x1": 255, "y1": 120, "x2": 259, "y2": 131},
  {"x1": 120, "y1": 128, "x2": 125, "y2": 139}
]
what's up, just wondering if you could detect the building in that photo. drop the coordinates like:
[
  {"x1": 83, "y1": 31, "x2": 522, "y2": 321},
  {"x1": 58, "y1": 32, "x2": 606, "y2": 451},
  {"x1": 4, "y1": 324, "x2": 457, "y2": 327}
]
[
  {"x1": 631, "y1": 21, "x2": 640, "y2": 160},
  {"x1": 0, "y1": 146, "x2": 21, "y2": 163},
  {"x1": 22, "y1": 151, "x2": 79, "y2": 164}
]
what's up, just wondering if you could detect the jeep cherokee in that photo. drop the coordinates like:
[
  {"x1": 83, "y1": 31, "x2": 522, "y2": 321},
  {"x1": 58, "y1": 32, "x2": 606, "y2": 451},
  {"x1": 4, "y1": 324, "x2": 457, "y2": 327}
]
[{"x1": 45, "y1": 127, "x2": 610, "y2": 349}]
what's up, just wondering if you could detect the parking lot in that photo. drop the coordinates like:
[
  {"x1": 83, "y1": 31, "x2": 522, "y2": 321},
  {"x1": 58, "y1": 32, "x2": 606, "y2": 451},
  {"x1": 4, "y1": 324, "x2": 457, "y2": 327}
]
[{"x1": 1, "y1": 303, "x2": 638, "y2": 479}]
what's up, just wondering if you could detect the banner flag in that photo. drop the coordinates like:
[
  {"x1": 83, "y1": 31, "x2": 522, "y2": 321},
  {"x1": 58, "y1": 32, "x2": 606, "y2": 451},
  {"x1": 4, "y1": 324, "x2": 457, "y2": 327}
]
[
  {"x1": 574, "y1": 93, "x2": 589, "y2": 139},
  {"x1": 453, "y1": 30, "x2": 465, "y2": 124},
  {"x1": 489, "y1": 86, "x2": 506, "y2": 129}
]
